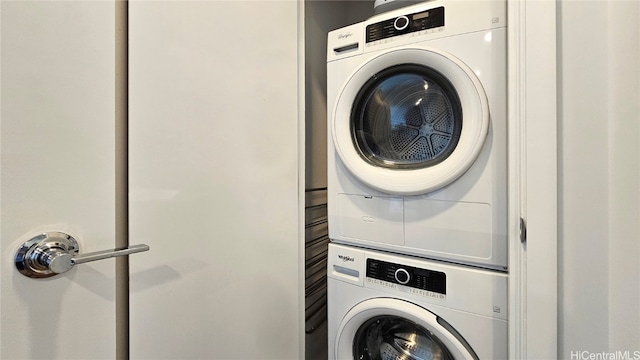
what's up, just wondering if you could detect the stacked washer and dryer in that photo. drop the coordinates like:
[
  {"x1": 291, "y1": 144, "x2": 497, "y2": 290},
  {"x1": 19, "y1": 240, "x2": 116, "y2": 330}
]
[{"x1": 326, "y1": 1, "x2": 509, "y2": 359}]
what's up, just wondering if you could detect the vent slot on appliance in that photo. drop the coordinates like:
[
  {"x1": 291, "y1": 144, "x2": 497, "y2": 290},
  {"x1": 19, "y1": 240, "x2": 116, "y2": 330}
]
[
  {"x1": 333, "y1": 43, "x2": 359, "y2": 54},
  {"x1": 305, "y1": 188, "x2": 328, "y2": 334}
]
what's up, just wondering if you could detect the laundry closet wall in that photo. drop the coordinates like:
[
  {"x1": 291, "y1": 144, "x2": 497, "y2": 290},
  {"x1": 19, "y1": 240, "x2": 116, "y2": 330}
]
[{"x1": 557, "y1": 1, "x2": 640, "y2": 356}]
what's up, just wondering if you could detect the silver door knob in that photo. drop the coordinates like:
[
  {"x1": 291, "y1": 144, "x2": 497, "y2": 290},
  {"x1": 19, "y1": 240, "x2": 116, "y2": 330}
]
[{"x1": 15, "y1": 231, "x2": 149, "y2": 278}]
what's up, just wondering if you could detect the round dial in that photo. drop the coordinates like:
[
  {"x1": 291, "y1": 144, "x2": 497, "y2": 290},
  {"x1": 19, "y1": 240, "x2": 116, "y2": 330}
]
[
  {"x1": 394, "y1": 268, "x2": 411, "y2": 285},
  {"x1": 394, "y1": 16, "x2": 409, "y2": 31}
]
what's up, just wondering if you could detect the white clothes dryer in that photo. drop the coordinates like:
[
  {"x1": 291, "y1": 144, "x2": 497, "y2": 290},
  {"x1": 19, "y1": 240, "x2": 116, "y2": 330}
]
[
  {"x1": 327, "y1": 243, "x2": 508, "y2": 360},
  {"x1": 327, "y1": 0, "x2": 508, "y2": 270}
]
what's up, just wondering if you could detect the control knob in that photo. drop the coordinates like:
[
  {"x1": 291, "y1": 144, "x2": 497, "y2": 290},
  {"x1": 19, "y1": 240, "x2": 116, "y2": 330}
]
[
  {"x1": 394, "y1": 268, "x2": 411, "y2": 285},
  {"x1": 394, "y1": 16, "x2": 410, "y2": 31}
]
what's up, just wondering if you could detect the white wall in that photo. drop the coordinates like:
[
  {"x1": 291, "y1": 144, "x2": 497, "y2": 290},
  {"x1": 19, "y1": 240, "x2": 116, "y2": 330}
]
[{"x1": 558, "y1": 0, "x2": 640, "y2": 357}]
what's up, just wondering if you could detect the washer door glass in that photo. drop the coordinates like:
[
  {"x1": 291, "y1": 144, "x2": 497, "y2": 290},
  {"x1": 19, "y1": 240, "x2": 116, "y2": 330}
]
[
  {"x1": 351, "y1": 64, "x2": 462, "y2": 170},
  {"x1": 353, "y1": 315, "x2": 454, "y2": 360}
]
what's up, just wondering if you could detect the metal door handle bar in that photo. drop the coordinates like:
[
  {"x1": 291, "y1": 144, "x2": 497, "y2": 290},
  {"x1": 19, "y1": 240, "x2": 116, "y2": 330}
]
[
  {"x1": 15, "y1": 231, "x2": 150, "y2": 278},
  {"x1": 73, "y1": 244, "x2": 149, "y2": 265}
]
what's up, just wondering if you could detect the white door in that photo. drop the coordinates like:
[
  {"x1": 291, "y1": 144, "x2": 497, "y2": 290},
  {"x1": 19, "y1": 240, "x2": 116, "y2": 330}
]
[
  {"x1": 127, "y1": 2, "x2": 303, "y2": 359},
  {"x1": 2, "y1": 2, "x2": 303, "y2": 359},
  {"x1": 1, "y1": 2, "x2": 119, "y2": 359}
]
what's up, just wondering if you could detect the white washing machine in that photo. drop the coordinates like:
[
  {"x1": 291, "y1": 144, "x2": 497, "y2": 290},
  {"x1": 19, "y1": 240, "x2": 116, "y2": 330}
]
[
  {"x1": 327, "y1": 0, "x2": 507, "y2": 270},
  {"x1": 327, "y1": 243, "x2": 508, "y2": 359}
]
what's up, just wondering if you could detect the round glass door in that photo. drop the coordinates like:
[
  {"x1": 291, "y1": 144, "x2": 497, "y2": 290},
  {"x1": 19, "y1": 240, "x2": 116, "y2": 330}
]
[
  {"x1": 331, "y1": 48, "x2": 489, "y2": 195},
  {"x1": 352, "y1": 64, "x2": 462, "y2": 170},
  {"x1": 334, "y1": 298, "x2": 477, "y2": 360},
  {"x1": 353, "y1": 315, "x2": 454, "y2": 360}
]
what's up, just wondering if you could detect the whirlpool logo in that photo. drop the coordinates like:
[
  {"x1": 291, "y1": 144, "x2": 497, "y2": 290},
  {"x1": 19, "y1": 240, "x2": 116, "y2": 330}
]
[{"x1": 338, "y1": 254, "x2": 355, "y2": 262}]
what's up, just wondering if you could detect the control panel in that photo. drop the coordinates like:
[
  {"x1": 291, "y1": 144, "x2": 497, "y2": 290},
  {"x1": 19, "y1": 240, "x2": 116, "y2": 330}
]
[
  {"x1": 366, "y1": 6, "x2": 445, "y2": 43},
  {"x1": 366, "y1": 258, "x2": 446, "y2": 294}
]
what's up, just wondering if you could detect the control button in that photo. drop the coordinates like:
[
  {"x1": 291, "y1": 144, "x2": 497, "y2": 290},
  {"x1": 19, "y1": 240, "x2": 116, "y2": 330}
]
[
  {"x1": 394, "y1": 16, "x2": 409, "y2": 31},
  {"x1": 394, "y1": 268, "x2": 410, "y2": 285}
]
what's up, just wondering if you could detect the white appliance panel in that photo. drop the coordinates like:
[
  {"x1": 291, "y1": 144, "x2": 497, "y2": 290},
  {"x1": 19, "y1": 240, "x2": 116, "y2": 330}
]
[
  {"x1": 336, "y1": 194, "x2": 404, "y2": 245},
  {"x1": 405, "y1": 199, "x2": 492, "y2": 260}
]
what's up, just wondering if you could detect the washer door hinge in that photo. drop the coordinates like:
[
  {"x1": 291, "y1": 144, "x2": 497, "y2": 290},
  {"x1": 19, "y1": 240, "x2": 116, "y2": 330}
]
[{"x1": 519, "y1": 217, "x2": 527, "y2": 243}]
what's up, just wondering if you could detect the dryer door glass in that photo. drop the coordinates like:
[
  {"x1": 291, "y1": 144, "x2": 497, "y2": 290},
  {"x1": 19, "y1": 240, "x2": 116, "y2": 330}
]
[
  {"x1": 353, "y1": 315, "x2": 454, "y2": 360},
  {"x1": 351, "y1": 64, "x2": 462, "y2": 170}
]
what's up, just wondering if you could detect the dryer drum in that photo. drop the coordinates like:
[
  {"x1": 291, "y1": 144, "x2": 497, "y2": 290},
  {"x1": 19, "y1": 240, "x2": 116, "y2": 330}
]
[
  {"x1": 351, "y1": 64, "x2": 462, "y2": 170},
  {"x1": 353, "y1": 315, "x2": 454, "y2": 360}
]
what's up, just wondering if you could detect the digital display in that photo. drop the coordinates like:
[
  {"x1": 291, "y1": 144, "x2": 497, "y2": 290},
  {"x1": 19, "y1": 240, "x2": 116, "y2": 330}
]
[{"x1": 413, "y1": 11, "x2": 430, "y2": 21}]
